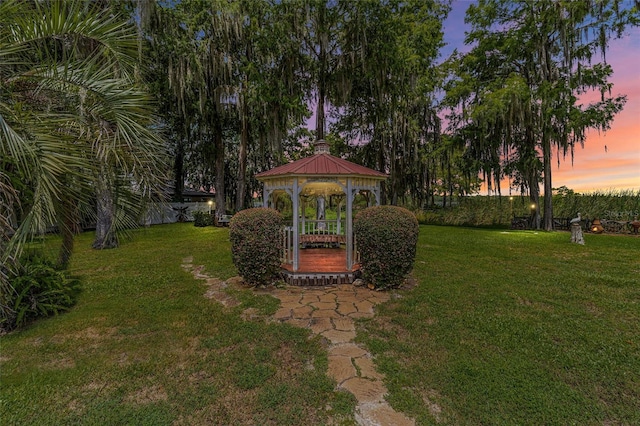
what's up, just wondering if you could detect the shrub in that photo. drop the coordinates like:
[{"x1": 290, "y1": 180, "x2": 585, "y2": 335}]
[
  {"x1": 354, "y1": 206, "x2": 419, "y2": 290},
  {"x1": 2, "y1": 255, "x2": 80, "y2": 332},
  {"x1": 229, "y1": 208, "x2": 283, "y2": 286},
  {"x1": 193, "y1": 211, "x2": 214, "y2": 227}
]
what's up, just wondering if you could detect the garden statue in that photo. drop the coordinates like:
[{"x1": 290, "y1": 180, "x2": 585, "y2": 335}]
[
  {"x1": 316, "y1": 195, "x2": 326, "y2": 230},
  {"x1": 570, "y1": 213, "x2": 585, "y2": 245}
]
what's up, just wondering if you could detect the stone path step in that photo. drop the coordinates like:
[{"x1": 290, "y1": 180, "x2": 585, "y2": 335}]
[
  {"x1": 260, "y1": 284, "x2": 414, "y2": 426},
  {"x1": 182, "y1": 257, "x2": 414, "y2": 426}
]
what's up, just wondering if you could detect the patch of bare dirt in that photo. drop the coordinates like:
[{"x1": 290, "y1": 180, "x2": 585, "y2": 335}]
[
  {"x1": 585, "y1": 302, "x2": 602, "y2": 317},
  {"x1": 53, "y1": 326, "x2": 119, "y2": 344},
  {"x1": 241, "y1": 307, "x2": 263, "y2": 321},
  {"x1": 226, "y1": 276, "x2": 245, "y2": 287},
  {"x1": 161, "y1": 337, "x2": 203, "y2": 373},
  {"x1": 419, "y1": 388, "x2": 444, "y2": 423},
  {"x1": 399, "y1": 274, "x2": 419, "y2": 291},
  {"x1": 67, "y1": 398, "x2": 85, "y2": 413},
  {"x1": 188, "y1": 370, "x2": 214, "y2": 386},
  {"x1": 172, "y1": 388, "x2": 259, "y2": 425},
  {"x1": 81, "y1": 381, "x2": 109, "y2": 392},
  {"x1": 43, "y1": 357, "x2": 75, "y2": 370},
  {"x1": 124, "y1": 384, "x2": 168, "y2": 405},
  {"x1": 366, "y1": 315, "x2": 414, "y2": 344},
  {"x1": 26, "y1": 337, "x2": 44, "y2": 347},
  {"x1": 79, "y1": 380, "x2": 112, "y2": 400},
  {"x1": 271, "y1": 344, "x2": 305, "y2": 381}
]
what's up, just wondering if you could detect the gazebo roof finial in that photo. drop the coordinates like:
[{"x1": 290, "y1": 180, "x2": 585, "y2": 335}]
[{"x1": 314, "y1": 139, "x2": 330, "y2": 155}]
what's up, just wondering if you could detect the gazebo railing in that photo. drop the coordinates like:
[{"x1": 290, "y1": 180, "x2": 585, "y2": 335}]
[
  {"x1": 281, "y1": 224, "x2": 360, "y2": 272},
  {"x1": 282, "y1": 226, "x2": 294, "y2": 264},
  {"x1": 299, "y1": 219, "x2": 345, "y2": 235},
  {"x1": 297, "y1": 219, "x2": 346, "y2": 247}
]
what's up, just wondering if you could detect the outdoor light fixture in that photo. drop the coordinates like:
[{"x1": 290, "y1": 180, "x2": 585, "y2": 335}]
[
  {"x1": 591, "y1": 218, "x2": 604, "y2": 234},
  {"x1": 208, "y1": 200, "x2": 213, "y2": 214}
]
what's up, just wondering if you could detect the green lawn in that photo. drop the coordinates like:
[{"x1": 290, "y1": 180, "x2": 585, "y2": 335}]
[
  {"x1": 1, "y1": 224, "x2": 638, "y2": 425},
  {"x1": 0, "y1": 224, "x2": 355, "y2": 425},
  {"x1": 358, "y1": 227, "x2": 640, "y2": 425}
]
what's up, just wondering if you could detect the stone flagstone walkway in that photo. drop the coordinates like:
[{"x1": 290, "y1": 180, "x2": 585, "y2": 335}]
[{"x1": 183, "y1": 257, "x2": 414, "y2": 426}]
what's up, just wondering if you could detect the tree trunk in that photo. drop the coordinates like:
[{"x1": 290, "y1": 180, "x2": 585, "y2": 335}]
[
  {"x1": 539, "y1": 38, "x2": 555, "y2": 232},
  {"x1": 214, "y1": 118, "x2": 226, "y2": 218},
  {"x1": 58, "y1": 222, "x2": 75, "y2": 269},
  {"x1": 424, "y1": 167, "x2": 431, "y2": 208},
  {"x1": 529, "y1": 175, "x2": 541, "y2": 230},
  {"x1": 236, "y1": 94, "x2": 249, "y2": 212},
  {"x1": 57, "y1": 195, "x2": 80, "y2": 268},
  {"x1": 448, "y1": 160, "x2": 453, "y2": 208},
  {"x1": 542, "y1": 134, "x2": 554, "y2": 231},
  {"x1": 390, "y1": 135, "x2": 398, "y2": 205},
  {"x1": 316, "y1": 91, "x2": 325, "y2": 141},
  {"x1": 173, "y1": 137, "x2": 185, "y2": 202},
  {"x1": 93, "y1": 168, "x2": 118, "y2": 250},
  {"x1": 315, "y1": 4, "x2": 327, "y2": 141}
]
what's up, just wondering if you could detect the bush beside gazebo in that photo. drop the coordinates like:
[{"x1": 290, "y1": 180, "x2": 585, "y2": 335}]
[{"x1": 354, "y1": 206, "x2": 419, "y2": 290}]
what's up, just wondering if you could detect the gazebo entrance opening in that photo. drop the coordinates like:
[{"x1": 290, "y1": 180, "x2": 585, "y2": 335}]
[
  {"x1": 256, "y1": 140, "x2": 387, "y2": 284},
  {"x1": 272, "y1": 187, "x2": 377, "y2": 271}
]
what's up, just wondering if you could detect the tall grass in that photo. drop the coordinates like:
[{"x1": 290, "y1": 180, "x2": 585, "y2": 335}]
[
  {"x1": 414, "y1": 189, "x2": 640, "y2": 227},
  {"x1": 552, "y1": 189, "x2": 640, "y2": 220}
]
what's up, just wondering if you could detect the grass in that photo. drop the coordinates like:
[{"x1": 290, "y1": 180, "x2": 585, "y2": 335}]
[
  {"x1": 357, "y1": 227, "x2": 640, "y2": 425},
  {"x1": 0, "y1": 224, "x2": 355, "y2": 425},
  {"x1": 1, "y1": 223, "x2": 638, "y2": 425}
]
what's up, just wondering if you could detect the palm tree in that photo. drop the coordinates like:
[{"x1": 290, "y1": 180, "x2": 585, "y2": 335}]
[{"x1": 1, "y1": 1, "x2": 167, "y2": 270}]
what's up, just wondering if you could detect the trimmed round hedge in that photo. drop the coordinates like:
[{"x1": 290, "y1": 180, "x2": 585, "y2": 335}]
[
  {"x1": 354, "y1": 205, "x2": 419, "y2": 289},
  {"x1": 229, "y1": 208, "x2": 283, "y2": 286}
]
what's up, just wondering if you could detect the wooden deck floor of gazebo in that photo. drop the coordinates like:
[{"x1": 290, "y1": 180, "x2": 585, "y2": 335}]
[{"x1": 281, "y1": 248, "x2": 359, "y2": 286}]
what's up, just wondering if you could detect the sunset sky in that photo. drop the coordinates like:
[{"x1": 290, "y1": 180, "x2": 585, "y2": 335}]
[{"x1": 444, "y1": 1, "x2": 640, "y2": 193}]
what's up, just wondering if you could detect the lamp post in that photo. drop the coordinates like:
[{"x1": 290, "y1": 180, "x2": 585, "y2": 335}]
[
  {"x1": 208, "y1": 200, "x2": 213, "y2": 214},
  {"x1": 530, "y1": 203, "x2": 536, "y2": 229}
]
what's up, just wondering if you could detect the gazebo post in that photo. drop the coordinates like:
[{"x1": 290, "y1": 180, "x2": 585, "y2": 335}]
[
  {"x1": 262, "y1": 186, "x2": 269, "y2": 208},
  {"x1": 336, "y1": 198, "x2": 342, "y2": 235},
  {"x1": 301, "y1": 196, "x2": 306, "y2": 236},
  {"x1": 292, "y1": 177, "x2": 300, "y2": 271},
  {"x1": 346, "y1": 178, "x2": 353, "y2": 270}
]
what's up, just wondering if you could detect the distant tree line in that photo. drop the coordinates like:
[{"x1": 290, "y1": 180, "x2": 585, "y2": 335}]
[{"x1": 139, "y1": 0, "x2": 635, "y2": 231}]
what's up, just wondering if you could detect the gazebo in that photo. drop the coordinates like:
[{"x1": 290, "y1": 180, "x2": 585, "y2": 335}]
[{"x1": 256, "y1": 140, "x2": 387, "y2": 285}]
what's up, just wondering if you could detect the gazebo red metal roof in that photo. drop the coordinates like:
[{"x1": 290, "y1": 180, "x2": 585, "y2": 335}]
[{"x1": 255, "y1": 152, "x2": 387, "y2": 179}]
